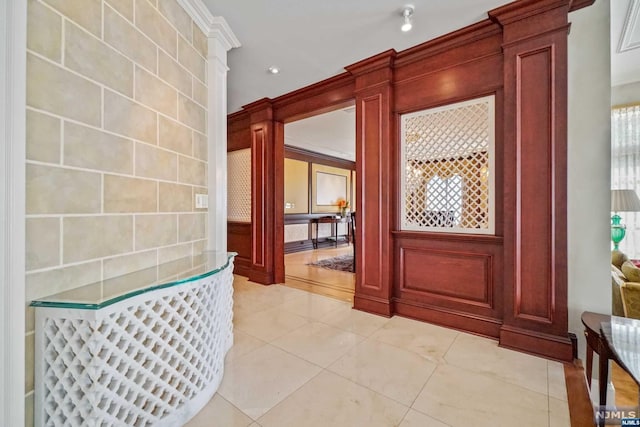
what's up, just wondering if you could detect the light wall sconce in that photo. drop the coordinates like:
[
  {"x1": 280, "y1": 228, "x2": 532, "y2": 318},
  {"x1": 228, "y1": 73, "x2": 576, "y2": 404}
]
[
  {"x1": 267, "y1": 66, "x2": 280, "y2": 74},
  {"x1": 401, "y1": 5, "x2": 414, "y2": 32}
]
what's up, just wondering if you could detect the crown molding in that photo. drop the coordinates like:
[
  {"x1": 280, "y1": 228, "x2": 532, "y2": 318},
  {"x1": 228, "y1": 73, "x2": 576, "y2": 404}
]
[
  {"x1": 177, "y1": 0, "x2": 241, "y2": 50},
  {"x1": 619, "y1": 0, "x2": 640, "y2": 53}
]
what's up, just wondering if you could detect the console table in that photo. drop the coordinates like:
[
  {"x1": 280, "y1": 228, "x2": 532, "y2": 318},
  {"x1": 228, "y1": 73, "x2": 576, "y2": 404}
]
[
  {"x1": 311, "y1": 216, "x2": 350, "y2": 249},
  {"x1": 30, "y1": 251, "x2": 236, "y2": 427}
]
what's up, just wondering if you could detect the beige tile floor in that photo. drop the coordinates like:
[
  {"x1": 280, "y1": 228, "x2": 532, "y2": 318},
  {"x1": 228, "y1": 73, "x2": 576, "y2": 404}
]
[{"x1": 185, "y1": 275, "x2": 570, "y2": 427}]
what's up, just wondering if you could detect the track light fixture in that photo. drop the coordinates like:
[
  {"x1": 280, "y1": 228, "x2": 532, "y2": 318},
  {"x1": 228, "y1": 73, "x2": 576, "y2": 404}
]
[{"x1": 401, "y1": 5, "x2": 414, "y2": 32}]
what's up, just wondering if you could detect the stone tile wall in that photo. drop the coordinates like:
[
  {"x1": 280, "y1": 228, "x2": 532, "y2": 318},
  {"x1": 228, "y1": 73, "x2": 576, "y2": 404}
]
[{"x1": 24, "y1": 0, "x2": 209, "y2": 423}]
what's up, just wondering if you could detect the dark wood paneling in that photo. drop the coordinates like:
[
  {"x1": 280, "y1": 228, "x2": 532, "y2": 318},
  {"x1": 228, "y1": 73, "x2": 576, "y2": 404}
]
[
  {"x1": 394, "y1": 302, "x2": 503, "y2": 338},
  {"x1": 228, "y1": 222, "x2": 251, "y2": 276},
  {"x1": 274, "y1": 121, "x2": 285, "y2": 283},
  {"x1": 394, "y1": 232, "x2": 504, "y2": 326},
  {"x1": 228, "y1": 111, "x2": 251, "y2": 151},
  {"x1": 226, "y1": 0, "x2": 596, "y2": 362},
  {"x1": 517, "y1": 47, "x2": 554, "y2": 323},
  {"x1": 246, "y1": 99, "x2": 278, "y2": 284},
  {"x1": 400, "y1": 248, "x2": 493, "y2": 307},
  {"x1": 494, "y1": 1, "x2": 572, "y2": 360},
  {"x1": 346, "y1": 51, "x2": 395, "y2": 316},
  {"x1": 395, "y1": 20, "x2": 501, "y2": 69},
  {"x1": 272, "y1": 73, "x2": 355, "y2": 123},
  {"x1": 251, "y1": 125, "x2": 267, "y2": 269},
  {"x1": 285, "y1": 146, "x2": 355, "y2": 171},
  {"x1": 395, "y1": 55, "x2": 503, "y2": 114},
  {"x1": 499, "y1": 326, "x2": 574, "y2": 362}
]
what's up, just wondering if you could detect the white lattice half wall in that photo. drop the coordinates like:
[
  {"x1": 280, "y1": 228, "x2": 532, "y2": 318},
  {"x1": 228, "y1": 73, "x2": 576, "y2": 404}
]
[
  {"x1": 400, "y1": 95, "x2": 495, "y2": 234},
  {"x1": 227, "y1": 149, "x2": 252, "y2": 222},
  {"x1": 34, "y1": 261, "x2": 235, "y2": 427}
]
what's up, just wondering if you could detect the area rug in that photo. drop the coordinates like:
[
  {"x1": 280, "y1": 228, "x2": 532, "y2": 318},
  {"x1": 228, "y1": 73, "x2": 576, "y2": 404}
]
[{"x1": 307, "y1": 254, "x2": 354, "y2": 273}]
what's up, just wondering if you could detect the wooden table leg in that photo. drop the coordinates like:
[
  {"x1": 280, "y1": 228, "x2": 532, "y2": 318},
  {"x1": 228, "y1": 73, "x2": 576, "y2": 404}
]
[
  {"x1": 585, "y1": 332, "x2": 593, "y2": 387},
  {"x1": 598, "y1": 349, "x2": 609, "y2": 427}
]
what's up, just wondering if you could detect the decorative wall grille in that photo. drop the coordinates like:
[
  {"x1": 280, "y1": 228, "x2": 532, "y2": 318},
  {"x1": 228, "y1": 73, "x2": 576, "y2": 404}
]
[
  {"x1": 400, "y1": 95, "x2": 495, "y2": 234},
  {"x1": 227, "y1": 149, "x2": 252, "y2": 222},
  {"x1": 36, "y1": 264, "x2": 234, "y2": 427}
]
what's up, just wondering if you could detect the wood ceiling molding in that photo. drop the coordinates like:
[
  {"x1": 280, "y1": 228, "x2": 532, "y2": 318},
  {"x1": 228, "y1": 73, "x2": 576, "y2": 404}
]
[
  {"x1": 395, "y1": 20, "x2": 502, "y2": 68},
  {"x1": 272, "y1": 72, "x2": 355, "y2": 123}
]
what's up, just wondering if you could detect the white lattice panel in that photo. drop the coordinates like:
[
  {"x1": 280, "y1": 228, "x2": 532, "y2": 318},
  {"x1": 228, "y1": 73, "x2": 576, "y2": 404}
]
[
  {"x1": 284, "y1": 224, "x2": 309, "y2": 243},
  {"x1": 35, "y1": 261, "x2": 235, "y2": 427},
  {"x1": 227, "y1": 149, "x2": 251, "y2": 222},
  {"x1": 311, "y1": 223, "x2": 333, "y2": 239},
  {"x1": 401, "y1": 96, "x2": 495, "y2": 234}
]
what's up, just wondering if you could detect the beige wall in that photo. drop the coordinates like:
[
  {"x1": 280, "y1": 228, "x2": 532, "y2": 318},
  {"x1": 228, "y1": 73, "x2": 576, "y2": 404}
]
[
  {"x1": 24, "y1": 0, "x2": 208, "y2": 422},
  {"x1": 567, "y1": 0, "x2": 611, "y2": 366},
  {"x1": 284, "y1": 158, "x2": 309, "y2": 214}
]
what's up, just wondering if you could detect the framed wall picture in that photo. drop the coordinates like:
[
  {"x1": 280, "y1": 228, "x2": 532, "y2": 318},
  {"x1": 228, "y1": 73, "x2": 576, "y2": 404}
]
[{"x1": 312, "y1": 164, "x2": 351, "y2": 213}]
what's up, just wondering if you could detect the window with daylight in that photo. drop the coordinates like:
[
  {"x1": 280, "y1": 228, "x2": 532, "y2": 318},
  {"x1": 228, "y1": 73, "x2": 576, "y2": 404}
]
[
  {"x1": 612, "y1": 104, "x2": 640, "y2": 257},
  {"x1": 400, "y1": 95, "x2": 495, "y2": 234}
]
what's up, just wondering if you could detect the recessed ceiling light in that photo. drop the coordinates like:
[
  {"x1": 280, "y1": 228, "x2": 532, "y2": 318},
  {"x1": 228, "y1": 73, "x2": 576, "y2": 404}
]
[
  {"x1": 267, "y1": 66, "x2": 280, "y2": 74},
  {"x1": 401, "y1": 5, "x2": 414, "y2": 32}
]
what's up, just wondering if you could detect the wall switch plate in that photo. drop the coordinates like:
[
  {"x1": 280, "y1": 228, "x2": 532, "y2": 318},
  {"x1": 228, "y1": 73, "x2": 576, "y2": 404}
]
[{"x1": 195, "y1": 194, "x2": 208, "y2": 209}]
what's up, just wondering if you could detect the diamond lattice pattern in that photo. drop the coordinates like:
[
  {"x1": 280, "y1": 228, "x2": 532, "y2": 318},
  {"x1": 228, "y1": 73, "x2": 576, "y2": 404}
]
[
  {"x1": 402, "y1": 97, "x2": 493, "y2": 232},
  {"x1": 227, "y1": 149, "x2": 252, "y2": 222},
  {"x1": 40, "y1": 266, "x2": 234, "y2": 427}
]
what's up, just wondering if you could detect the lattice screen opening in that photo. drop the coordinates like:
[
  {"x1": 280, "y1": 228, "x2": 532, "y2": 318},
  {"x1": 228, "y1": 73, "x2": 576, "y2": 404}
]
[
  {"x1": 227, "y1": 149, "x2": 252, "y2": 222},
  {"x1": 400, "y1": 95, "x2": 495, "y2": 234}
]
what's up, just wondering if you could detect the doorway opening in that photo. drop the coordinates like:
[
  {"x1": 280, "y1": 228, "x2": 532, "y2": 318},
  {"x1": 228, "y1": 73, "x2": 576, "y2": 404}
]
[{"x1": 281, "y1": 105, "x2": 356, "y2": 302}]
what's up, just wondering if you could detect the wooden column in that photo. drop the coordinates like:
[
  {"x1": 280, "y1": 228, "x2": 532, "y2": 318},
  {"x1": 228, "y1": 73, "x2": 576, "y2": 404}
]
[
  {"x1": 490, "y1": 0, "x2": 573, "y2": 361},
  {"x1": 244, "y1": 99, "x2": 284, "y2": 285},
  {"x1": 346, "y1": 51, "x2": 396, "y2": 316}
]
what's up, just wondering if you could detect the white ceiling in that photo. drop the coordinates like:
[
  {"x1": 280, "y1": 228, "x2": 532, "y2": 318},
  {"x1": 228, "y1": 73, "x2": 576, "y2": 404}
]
[
  {"x1": 284, "y1": 107, "x2": 356, "y2": 161},
  {"x1": 203, "y1": 1, "x2": 640, "y2": 161},
  {"x1": 202, "y1": 0, "x2": 513, "y2": 113},
  {"x1": 612, "y1": 0, "x2": 640, "y2": 86}
]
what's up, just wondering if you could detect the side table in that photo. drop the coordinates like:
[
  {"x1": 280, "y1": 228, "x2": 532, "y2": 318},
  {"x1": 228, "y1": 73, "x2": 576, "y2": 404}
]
[{"x1": 581, "y1": 311, "x2": 614, "y2": 427}]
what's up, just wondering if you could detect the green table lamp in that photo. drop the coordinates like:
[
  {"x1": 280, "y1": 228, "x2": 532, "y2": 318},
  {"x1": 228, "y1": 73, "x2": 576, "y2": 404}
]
[{"x1": 611, "y1": 189, "x2": 640, "y2": 250}]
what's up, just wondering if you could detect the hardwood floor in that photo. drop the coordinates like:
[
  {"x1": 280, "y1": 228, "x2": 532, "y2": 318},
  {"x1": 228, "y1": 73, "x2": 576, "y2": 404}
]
[
  {"x1": 284, "y1": 246, "x2": 355, "y2": 303},
  {"x1": 564, "y1": 360, "x2": 639, "y2": 427},
  {"x1": 613, "y1": 362, "x2": 639, "y2": 408}
]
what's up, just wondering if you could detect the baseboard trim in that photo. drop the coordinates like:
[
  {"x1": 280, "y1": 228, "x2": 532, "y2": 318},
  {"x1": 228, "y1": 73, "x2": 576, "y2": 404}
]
[
  {"x1": 499, "y1": 324, "x2": 574, "y2": 362},
  {"x1": 248, "y1": 268, "x2": 275, "y2": 285},
  {"x1": 233, "y1": 257, "x2": 251, "y2": 277},
  {"x1": 353, "y1": 294, "x2": 392, "y2": 317},
  {"x1": 394, "y1": 299, "x2": 502, "y2": 338}
]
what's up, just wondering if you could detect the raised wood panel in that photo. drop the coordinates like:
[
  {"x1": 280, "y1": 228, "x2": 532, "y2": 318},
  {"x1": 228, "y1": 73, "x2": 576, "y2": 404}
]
[
  {"x1": 393, "y1": 232, "x2": 503, "y2": 322},
  {"x1": 395, "y1": 55, "x2": 503, "y2": 114},
  {"x1": 399, "y1": 247, "x2": 492, "y2": 308},
  {"x1": 274, "y1": 121, "x2": 285, "y2": 283},
  {"x1": 495, "y1": 2, "x2": 572, "y2": 360},
  {"x1": 251, "y1": 126, "x2": 267, "y2": 269},
  {"x1": 361, "y1": 95, "x2": 383, "y2": 291},
  {"x1": 227, "y1": 222, "x2": 251, "y2": 277},
  {"x1": 516, "y1": 46, "x2": 554, "y2": 323},
  {"x1": 228, "y1": 222, "x2": 251, "y2": 256}
]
